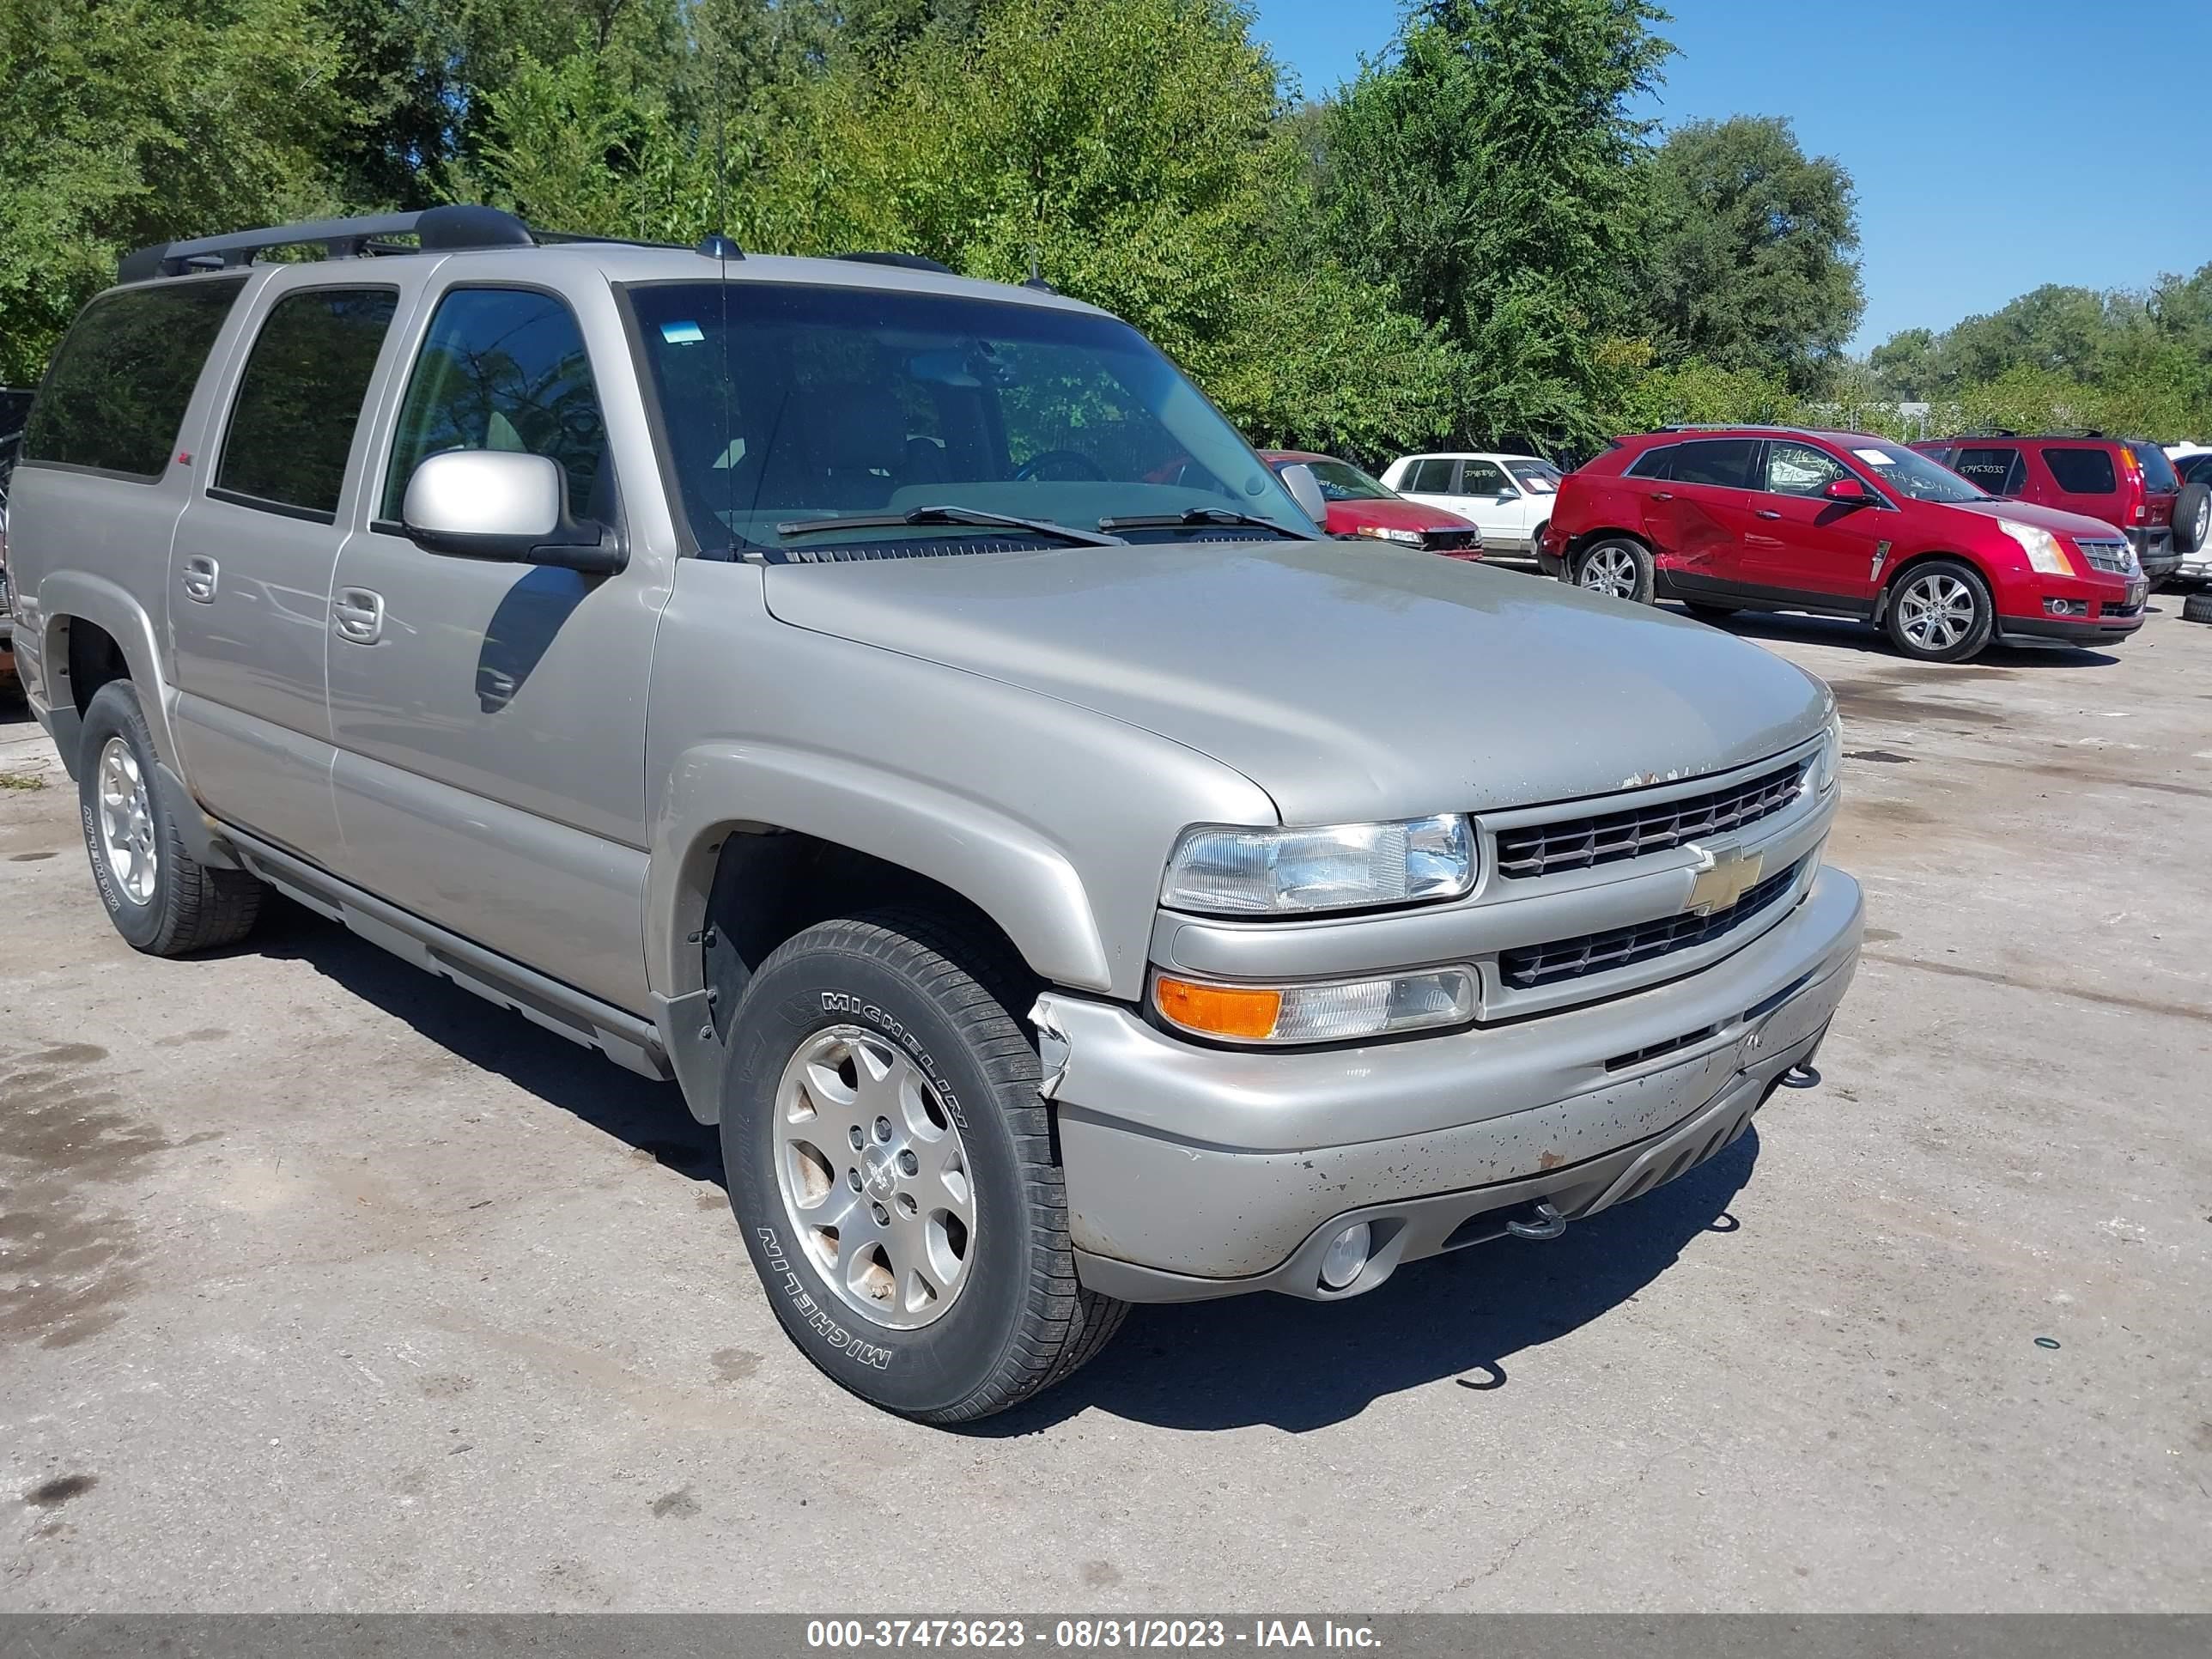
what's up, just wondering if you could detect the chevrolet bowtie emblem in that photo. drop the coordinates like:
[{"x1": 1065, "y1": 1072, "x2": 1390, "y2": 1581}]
[{"x1": 1685, "y1": 845, "x2": 1763, "y2": 916}]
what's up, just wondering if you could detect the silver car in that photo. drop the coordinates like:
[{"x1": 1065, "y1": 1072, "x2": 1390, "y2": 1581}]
[{"x1": 3, "y1": 207, "x2": 1861, "y2": 1420}]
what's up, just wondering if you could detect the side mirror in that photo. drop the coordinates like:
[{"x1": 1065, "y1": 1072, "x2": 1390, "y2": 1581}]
[
  {"x1": 1277, "y1": 462, "x2": 1329, "y2": 530},
  {"x1": 1824, "y1": 476, "x2": 1877, "y2": 505},
  {"x1": 402, "y1": 450, "x2": 625, "y2": 574}
]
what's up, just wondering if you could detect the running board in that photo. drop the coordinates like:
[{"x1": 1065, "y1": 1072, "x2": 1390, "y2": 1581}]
[{"x1": 222, "y1": 826, "x2": 673, "y2": 1083}]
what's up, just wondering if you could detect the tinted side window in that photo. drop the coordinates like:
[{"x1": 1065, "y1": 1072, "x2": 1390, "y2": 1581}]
[
  {"x1": 1459, "y1": 459, "x2": 1511, "y2": 495},
  {"x1": 2043, "y1": 447, "x2": 2116, "y2": 494},
  {"x1": 1407, "y1": 458, "x2": 1456, "y2": 492},
  {"x1": 1623, "y1": 446, "x2": 1675, "y2": 480},
  {"x1": 1952, "y1": 447, "x2": 2023, "y2": 495},
  {"x1": 22, "y1": 279, "x2": 248, "y2": 481},
  {"x1": 384, "y1": 288, "x2": 605, "y2": 520},
  {"x1": 2129, "y1": 441, "x2": 2178, "y2": 492},
  {"x1": 216, "y1": 288, "x2": 399, "y2": 520},
  {"x1": 1668, "y1": 439, "x2": 1761, "y2": 489}
]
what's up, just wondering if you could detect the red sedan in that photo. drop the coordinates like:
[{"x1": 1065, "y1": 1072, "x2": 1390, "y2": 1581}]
[{"x1": 1261, "y1": 450, "x2": 1483, "y2": 559}]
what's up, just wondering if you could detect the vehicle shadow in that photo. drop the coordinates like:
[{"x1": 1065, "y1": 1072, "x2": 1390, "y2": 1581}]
[
  {"x1": 1698, "y1": 605, "x2": 2120, "y2": 668},
  {"x1": 981, "y1": 1127, "x2": 1757, "y2": 1436},
  {"x1": 244, "y1": 897, "x2": 722, "y2": 1179},
  {"x1": 242, "y1": 896, "x2": 1756, "y2": 1434}
]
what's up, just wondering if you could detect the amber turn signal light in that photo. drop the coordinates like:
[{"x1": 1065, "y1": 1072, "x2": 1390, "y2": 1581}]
[{"x1": 1152, "y1": 976, "x2": 1284, "y2": 1041}]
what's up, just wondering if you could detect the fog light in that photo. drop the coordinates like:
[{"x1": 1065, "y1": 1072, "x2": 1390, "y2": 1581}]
[
  {"x1": 2044, "y1": 597, "x2": 2087, "y2": 617},
  {"x1": 1319, "y1": 1222, "x2": 1372, "y2": 1290}
]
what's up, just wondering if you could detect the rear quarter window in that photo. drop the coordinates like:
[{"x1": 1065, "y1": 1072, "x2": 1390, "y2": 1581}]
[
  {"x1": 2129, "y1": 442, "x2": 2178, "y2": 493},
  {"x1": 1623, "y1": 446, "x2": 1674, "y2": 480},
  {"x1": 2041, "y1": 447, "x2": 2117, "y2": 494},
  {"x1": 22, "y1": 279, "x2": 248, "y2": 481}
]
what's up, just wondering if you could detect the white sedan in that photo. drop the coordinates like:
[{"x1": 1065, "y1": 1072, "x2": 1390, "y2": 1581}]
[{"x1": 1380, "y1": 451, "x2": 1565, "y2": 561}]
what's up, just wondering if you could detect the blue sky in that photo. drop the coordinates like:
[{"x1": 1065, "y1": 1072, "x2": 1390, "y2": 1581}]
[{"x1": 1250, "y1": 0, "x2": 2212, "y2": 353}]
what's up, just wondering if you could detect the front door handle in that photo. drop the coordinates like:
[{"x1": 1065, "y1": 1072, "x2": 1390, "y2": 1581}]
[
  {"x1": 1652, "y1": 491, "x2": 1674, "y2": 501},
  {"x1": 1754, "y1": 508, "x2": 1783, "y2": 520},
  {"x1": 331, "y1": 587, "x2": 385, "y2": 644},
  {"x1": 181, "y1": 556, "x2": 218, "y2": 604}
]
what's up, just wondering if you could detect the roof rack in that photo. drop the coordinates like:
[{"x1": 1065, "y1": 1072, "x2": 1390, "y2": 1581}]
[
  {"x1": 1655, "y1": 423, "x2": 1817, "y2": 437},
  {"x1": 835, "y1": 252, "x2": 958, "y2": 276},
  {"x1": 115, "y1": 205, "x2": 709, "y2": 285},
  {"x1": 118, "y1": 205, "x2": 538, "y2": 283}
]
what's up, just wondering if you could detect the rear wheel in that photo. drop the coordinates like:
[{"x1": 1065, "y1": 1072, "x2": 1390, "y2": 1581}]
[
  {"x1": 76, "y1": 681, "x2": 264, "y2": 955},
  {"x1": 1573, "y1": 538, "x2": 1654, "y2": 605},
  {"x1": 720, "y1": 908, "x2": 1127, "y2": 1423},
  {"x1": 1884, "y1": 560, "x2": 1995, "y2": 663}
]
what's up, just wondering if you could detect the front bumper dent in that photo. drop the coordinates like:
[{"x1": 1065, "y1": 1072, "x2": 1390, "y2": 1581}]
[{"x1": 1040, "y1": 867, "x2": 1862, "y2": 1300}]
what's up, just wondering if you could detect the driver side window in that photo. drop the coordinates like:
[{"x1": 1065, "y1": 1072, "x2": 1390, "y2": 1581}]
[
  {"x1": 1459, "y1": 459, "x2": 1510, "y2": 495},
  {"x1": 383, "y1": 287, "x2": 607, "y2": 523},
  {"x1": 1765, "y1": 442, "x2": 1850, "y2": 497}
]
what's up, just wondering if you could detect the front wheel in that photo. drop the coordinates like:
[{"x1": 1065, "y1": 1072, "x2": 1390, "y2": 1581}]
[
  {"x1": 1573, "y1": 538, "x2": 1654, "y2": 605},
  {"x1": 720, "y1": 909, "x2": 1127, "y2": 1423},
  {"x1": 1884, "y1": 560, "x2": 1995, "y2": 662}
]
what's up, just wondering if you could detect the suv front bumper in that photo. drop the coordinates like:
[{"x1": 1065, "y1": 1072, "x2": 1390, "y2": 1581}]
[{"x1": 1037, "y1": 866, "x2": 1861, "y2": 1303}]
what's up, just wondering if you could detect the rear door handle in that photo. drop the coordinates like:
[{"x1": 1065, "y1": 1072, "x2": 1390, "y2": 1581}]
[
  {"x1": 1754, "y1": 508, "x2": 1783, "y2": 520},
  {"x1": 181, "y1": 556, "x2": 218, "y2": 604},
  {"x1": 331, "y1": 587, "x2": 384, "y2": 644}
]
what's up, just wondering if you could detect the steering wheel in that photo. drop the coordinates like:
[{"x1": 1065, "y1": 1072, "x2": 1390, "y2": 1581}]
[{"x1": 1012, "y1": 448, "x2": 1107, "y2": 483}]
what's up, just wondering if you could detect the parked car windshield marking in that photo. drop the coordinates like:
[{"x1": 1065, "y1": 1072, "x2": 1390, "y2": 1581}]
[
  {"x1": 625, "y1": 281, "x2": 1312, "y2": 555},
  {"x1": 1847, "y1": 443, "x2": 1984, "y2": 504},
  {"x1": 1292, "y1": 459, "x2": 1396, "y2": 502}
]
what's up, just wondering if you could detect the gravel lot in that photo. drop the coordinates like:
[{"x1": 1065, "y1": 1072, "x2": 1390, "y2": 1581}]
[{"x1": 3, "y1": 596, "x2": 2208, "y2": 1613}]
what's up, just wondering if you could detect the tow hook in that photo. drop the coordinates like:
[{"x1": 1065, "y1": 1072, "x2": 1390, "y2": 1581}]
[
  {"x1": 1505, "y1": 1200, "x2": 1568, "y2": 1240},
  {"x1": 1780, "y1": 1061, "x2": 1822, "y2": 1091}
]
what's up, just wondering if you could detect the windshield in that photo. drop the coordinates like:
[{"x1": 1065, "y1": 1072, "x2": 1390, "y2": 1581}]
[
  {"x1": 1287, "y1": 458, "x2": 1395, "y2": 502},
  {"x1": 1844, "y1": 441, "x2": 1987, "y2": 504},
  {"x1": 1507, "y1": 459, "x2": 1562, "y2": 494},
  {"x1": 624, "y1": 282, "x2": 1314, "y2": 551}
]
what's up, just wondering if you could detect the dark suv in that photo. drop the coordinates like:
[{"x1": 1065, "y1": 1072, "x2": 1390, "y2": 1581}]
[
  {"x1": 1910, "y1": 433, "x2": 2190, "y2": 583},
  {"x1": 1540, "y1": 426, "x2": 2147, "y2": 663}
]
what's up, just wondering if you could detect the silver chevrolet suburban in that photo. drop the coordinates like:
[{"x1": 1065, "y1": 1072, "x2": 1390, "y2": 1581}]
[{"x1": 5, "y1": 206, "x2": 1862, "y2": 1422}]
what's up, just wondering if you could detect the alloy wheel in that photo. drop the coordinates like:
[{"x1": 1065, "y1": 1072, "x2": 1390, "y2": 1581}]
[
  {"x1": 1578, "y1": 545, "x2": 1639, "y2": 599},
  {"x1": 1897, "y1": 572, "x2": 1978, "y2": 652},
  {"x1": 770, "y1": 1024, "x2": 976, "y2": 1330},
  {"x1": 94, "y1": 737, "x2": 159, "y2": 905}
]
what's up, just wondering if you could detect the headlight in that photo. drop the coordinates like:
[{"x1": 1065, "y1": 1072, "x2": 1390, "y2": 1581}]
[
  {"x1": 1997, "y1": 519, "x2": 2077, "y2": 577},
  {"x1": 1153, "y1": 967, "x2": 1477, "y2": 1045},
  {"x1": 1356, "y1": 526, "x2": 1425, "y2": 546},
  {"x1": 1815, "y1": 709, "x2": 1841, "y2": 794},
  {"x1": 1162, "y1": 815, "x2": 1474, "y2": 916}
]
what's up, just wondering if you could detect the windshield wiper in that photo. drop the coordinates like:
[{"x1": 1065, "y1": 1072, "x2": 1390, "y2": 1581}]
[
  {"x1": 775, "y1": 505, "x2": 1124, "y2": 548},
  {"x1": 1097, "y1": 507, "x2": 1307, "y2": 538}
]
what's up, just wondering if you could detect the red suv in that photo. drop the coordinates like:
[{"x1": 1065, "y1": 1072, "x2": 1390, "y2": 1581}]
[
  {"x1": 1260, "y1": 450, "x2": 1483, "y2": 558},
  {"x1": 1908, "y1": 433, "x2": 2188, "y2": 584},
  {"x1": 1538, "y1": 427, "x2": 2147, "y2": 663}
]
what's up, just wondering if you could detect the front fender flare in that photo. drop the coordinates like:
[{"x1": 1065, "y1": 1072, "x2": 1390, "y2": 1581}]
[{"x1": 646, "y1": 741, "x2": 1113, "y2": 1003}]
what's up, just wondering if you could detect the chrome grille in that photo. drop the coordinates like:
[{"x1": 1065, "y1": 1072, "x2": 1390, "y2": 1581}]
[
  {"x1": 1493, "y1": 761, "x2": 1807, "y2": 879},
  {"x1": 2075, "y1": 538, "x2": 2136, "y2": 576},
  {"x1": 1498, "y1": 859, "x2": 1804, "y2": 990}
]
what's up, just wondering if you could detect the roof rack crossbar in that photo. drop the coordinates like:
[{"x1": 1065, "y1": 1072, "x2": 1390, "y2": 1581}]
[{"x1": 118, "y1": 204, "x2": 538, "y2": 284}]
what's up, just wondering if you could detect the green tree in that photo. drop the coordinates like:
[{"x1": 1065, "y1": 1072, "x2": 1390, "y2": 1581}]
[
  {"x1": 0, "y1": 0, "x2": 349, "y2": 382},
  {"x1": 1867, "y1": 326, "x2": 1941, "y2": 402},
  {"x1": 1639, "y1": 115, "x2": 1861, "y2": 393},
  {"x1": 1317, "y1": 0, "x2": 1674, "y2": 451}
]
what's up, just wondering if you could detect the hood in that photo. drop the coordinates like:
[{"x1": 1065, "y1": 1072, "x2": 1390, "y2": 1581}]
[
  {"x1": 1322, "y1": 495, "x2": 1477, "y2": 536},
  {"x1": 763, "y1": 541, "x2": 1830, "y2": 823},
  {"x1": 1945, "y1": 498, "x2": 2130, "y2": 542}
]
